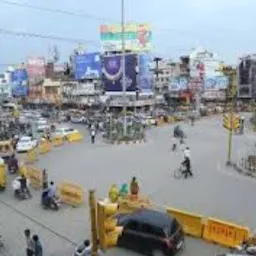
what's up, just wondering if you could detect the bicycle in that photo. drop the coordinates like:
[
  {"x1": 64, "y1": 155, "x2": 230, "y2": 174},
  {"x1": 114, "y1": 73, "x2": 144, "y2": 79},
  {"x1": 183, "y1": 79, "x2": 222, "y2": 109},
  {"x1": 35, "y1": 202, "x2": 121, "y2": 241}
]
[{"x1": 173, "y1": 165, "x2": 194, "y2": 179}]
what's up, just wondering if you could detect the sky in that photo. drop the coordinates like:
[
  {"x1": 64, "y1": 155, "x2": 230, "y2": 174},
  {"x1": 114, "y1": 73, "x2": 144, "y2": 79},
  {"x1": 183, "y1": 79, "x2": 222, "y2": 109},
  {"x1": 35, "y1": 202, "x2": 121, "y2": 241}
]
[{"x1": 0, "y1": 0, "x2": 256, "y2": 70}]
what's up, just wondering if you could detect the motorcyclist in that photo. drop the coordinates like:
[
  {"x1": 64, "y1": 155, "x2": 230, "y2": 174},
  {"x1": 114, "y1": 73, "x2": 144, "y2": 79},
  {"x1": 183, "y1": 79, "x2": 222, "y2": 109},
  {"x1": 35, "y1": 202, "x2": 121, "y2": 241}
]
[
  {"x1": 18, "y1": 174, "x2": 32, "y2": 198},
  {"x1": 74, "y1": 239, "x2": 103, "y2": 256},
  {"x1": 46, "y1": 181, "x2": 59, "y2": 206},
  {"x1": 8, "y1": 153, "x2": 19, "y2": 174},
  {"x1": 181, "y1": 147, "x2": 193, "y2": 178}
]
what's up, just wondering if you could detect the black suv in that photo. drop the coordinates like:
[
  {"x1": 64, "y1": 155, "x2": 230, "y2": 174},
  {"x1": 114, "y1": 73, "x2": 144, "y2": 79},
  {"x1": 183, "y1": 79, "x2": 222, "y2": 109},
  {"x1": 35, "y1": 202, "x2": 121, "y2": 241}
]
[{"x1": 117, "y1": 209, "x2": 184, "y2": 256}]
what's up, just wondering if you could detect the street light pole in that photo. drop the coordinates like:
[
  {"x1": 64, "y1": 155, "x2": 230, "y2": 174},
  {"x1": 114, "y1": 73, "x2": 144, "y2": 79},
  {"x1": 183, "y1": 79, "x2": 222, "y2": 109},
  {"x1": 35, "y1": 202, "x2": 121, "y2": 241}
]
[{"x1": 121, "y1": 0, "x2": 127, "y2": 136}]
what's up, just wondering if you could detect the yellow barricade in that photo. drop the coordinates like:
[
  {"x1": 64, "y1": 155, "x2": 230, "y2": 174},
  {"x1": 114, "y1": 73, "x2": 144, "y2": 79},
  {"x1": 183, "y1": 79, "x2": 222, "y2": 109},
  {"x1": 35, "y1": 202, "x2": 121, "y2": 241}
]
[
  {"x1": 52, "y1": 136, "x2": 64, "y2": 147},
  {"x1": 166, "y1": 207, "x2": 203, "y2": 238},
  {"x1": 25, "y1": 149, "x2": 38, "y2": 164},
  {"x1": 25, "y1": 166, "x2": 42, "y2": 189},
  {"x1": 117, "y1": 196, "x2": 152, "y2": 214},
  {"x1": 203, "y1": 218, "x2": 249, "y2": 248},
  {"x1": 58, "y1": 182, "x2": 84, "y2": 207},
  {"x1": 19, "y1": 164, "x2": 28, "y2": 176},
  {"x1": 67, "y1": 132, "x2": 83, "y2": 143},
  {"x1": 39, "y1": 140, "x2": 51, "y2": 154}
]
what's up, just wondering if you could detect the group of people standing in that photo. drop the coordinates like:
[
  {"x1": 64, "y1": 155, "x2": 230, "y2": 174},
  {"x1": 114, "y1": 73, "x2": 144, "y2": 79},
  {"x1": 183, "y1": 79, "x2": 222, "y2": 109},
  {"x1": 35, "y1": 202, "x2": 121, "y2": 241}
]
[{"x1": 24, "y1": 229, "x2": 43, "y2": 256}]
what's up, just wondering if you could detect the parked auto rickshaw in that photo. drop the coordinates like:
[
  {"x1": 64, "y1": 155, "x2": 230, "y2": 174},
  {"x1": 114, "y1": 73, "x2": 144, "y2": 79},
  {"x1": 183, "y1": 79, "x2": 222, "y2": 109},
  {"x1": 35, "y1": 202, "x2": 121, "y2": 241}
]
[{"x1": 0, "y1": 164, "x2": 7, "y2": 191}]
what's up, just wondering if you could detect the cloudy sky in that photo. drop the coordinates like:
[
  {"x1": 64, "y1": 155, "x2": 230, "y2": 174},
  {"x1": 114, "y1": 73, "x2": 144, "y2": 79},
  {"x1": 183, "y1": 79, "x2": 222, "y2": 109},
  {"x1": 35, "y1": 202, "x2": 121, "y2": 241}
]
[{"x1": 0, "y1": 0, "x2": 255, "y2": 69}]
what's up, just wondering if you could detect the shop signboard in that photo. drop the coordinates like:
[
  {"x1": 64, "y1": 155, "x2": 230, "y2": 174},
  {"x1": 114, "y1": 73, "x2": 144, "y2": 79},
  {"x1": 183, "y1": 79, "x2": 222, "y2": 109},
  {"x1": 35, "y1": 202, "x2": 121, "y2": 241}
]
[
  {"x1": 138, "y1": 54, "x2": 153, "y2": 94},
  {"x1": 100, "y1": 23, "x2": 152, "y2": 52},
  {"x1": 11, "y1": 69, "x2": 29, "y2": 96},
  {"x1": 102, "y1": 54, "x2": 137, "y2": 94},
  {"x1": 74, "y1": 52, "x2": 101, "y2": 80},
  {"x1": 169, "y1": 76, "x2": 188, "y2": 91}
]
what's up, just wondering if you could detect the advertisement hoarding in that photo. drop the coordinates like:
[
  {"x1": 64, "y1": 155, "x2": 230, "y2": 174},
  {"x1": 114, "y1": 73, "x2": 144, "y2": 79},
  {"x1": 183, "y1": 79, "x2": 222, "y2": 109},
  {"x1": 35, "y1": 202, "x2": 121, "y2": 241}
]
[
  {"x1": 138, "y1": 54, "x2": 153, "y2": 94},
  {"x1": 102, "y1": 54, "x2": 137, "y2": 93},
  {"x1": 11, "y1": 69, "x2": 29, "y2": 96},
  {"x1": 26, "y1": 57, "x2": 45, "y2": 78},
  {"x1": 74, "y1": 52, "x2": 101, "y2": 80},
  {"x1": 100, "y1": 23, "x2": 152, "y2": 52},
  {"x1": 204, "y1": 76, "x2": 229, "y2": 90},
  {"x1": 169, "y1": 76, "x2": 188, "y2": 91},
  {"x1": 202, "y1": 90, "x2": 226, "y2": 100}
]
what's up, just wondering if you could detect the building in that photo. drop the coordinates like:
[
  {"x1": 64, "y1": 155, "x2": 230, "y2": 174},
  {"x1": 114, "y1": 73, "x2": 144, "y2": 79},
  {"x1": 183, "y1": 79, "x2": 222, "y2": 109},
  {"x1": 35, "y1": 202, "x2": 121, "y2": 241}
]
[
  {"x1": 62, "y1": 80, "x2": 102, "y2": 107},
  {"x1": 0, "y1": 72, "x2": 12, "y2": 100},
  {"x1": 42, "y1": 78, "x2": 62, "y2": 105},
  {"x1": 237, "y1": 54, "x2": 256, "y2": 99}
]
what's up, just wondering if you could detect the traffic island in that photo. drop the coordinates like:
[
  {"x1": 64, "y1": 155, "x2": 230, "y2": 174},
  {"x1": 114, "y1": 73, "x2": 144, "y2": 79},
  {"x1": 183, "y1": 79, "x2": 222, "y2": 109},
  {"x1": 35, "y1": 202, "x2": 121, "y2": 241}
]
[{"x1": 106, "y1": 134, "x2": 147, "y2": 145}]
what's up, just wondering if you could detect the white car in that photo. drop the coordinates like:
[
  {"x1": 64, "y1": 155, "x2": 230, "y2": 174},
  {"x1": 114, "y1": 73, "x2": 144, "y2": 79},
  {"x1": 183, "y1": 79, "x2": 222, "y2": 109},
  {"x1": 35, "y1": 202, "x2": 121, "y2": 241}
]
[
  {"x1": 54, "y1": 127, "x2": 78, "y2": 139},
  {"x1": 16, "y1": 136, "x2": 38, "y2": 153},
  {"x1": 36, "y1": 119, "x2": 50, "y2": 133}
]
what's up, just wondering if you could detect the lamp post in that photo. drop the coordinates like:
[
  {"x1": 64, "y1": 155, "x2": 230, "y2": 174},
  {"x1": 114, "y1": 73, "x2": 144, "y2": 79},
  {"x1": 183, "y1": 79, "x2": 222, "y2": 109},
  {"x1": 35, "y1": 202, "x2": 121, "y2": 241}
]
[
  {"x1": 153, "y1": 57, "x2": 163, "y2": 116},
  {"x1": 121, "y1": 0, "x2": 127, "y2": 136}
]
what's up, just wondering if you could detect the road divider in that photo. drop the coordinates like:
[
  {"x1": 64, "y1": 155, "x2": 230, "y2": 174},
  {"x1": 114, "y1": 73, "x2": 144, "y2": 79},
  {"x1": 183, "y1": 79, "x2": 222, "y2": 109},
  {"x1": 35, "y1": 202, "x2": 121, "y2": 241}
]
[
  {"x1": 52, "y1": 135, "x2": 65, "y2": 147},
  {"x1": 24, "y1": 166, "x2": 42, "y2": 189},
  {"x1": 67, "y1": 132, "x2": 83, "y2": 143},
  {"x1": 25, "y1": 148, "x2": 39, "y2": 164},
  {"x1": 58, "y1": 182, "x2": 84, "y2": 207},
  {"x1": 39, "y1": 140, "x2": 51, "y2": 154},
  {"x1": 203, "y1": 217, "x2": 249, "y2": 248},
  {"x1": 166, "y1": 207, "x2": 203, "y2": 238}
]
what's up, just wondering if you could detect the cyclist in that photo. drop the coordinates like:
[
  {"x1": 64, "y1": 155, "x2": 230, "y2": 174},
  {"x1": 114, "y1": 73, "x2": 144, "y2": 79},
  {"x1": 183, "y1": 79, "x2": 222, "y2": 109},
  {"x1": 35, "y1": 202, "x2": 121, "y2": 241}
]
[{"x1": 182, "y1": 147, "x2": 193, "y2": 178}]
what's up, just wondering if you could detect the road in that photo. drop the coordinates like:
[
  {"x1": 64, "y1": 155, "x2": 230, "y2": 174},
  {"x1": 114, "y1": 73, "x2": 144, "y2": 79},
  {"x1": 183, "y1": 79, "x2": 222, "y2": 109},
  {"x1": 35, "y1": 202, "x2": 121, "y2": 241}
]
[{"x1": 1, "y1": 114, "x2": 255, "y2": 255}]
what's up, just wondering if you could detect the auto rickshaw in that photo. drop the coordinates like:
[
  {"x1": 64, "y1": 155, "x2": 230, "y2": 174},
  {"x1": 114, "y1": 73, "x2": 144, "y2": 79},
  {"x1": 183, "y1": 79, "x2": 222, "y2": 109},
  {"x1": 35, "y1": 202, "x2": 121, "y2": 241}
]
[{"x1": 0, "y1": 164, "x2": 7, "y2": 191}]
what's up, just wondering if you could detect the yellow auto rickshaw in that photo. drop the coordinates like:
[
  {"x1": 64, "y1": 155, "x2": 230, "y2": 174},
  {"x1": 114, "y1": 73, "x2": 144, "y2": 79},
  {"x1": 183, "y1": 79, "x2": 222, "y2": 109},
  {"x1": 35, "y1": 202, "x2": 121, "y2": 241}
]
[{"x1": 0, "y1": 164, "x2": 6, "y2": 190}]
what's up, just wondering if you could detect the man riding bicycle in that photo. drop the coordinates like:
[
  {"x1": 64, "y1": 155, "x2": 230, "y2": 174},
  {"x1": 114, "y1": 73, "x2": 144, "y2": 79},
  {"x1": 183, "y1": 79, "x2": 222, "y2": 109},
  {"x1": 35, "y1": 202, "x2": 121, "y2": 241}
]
[{"x1": 182, "y1": 147, "x2": 193, "y2": 178}]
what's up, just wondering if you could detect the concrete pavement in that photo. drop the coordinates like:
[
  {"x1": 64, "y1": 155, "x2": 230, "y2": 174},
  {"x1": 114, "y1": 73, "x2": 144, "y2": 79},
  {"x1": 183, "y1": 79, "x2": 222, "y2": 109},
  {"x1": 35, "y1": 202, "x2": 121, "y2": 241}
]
[{"x1": 2, "y1": 115, "x2": 255, "y2": 255}]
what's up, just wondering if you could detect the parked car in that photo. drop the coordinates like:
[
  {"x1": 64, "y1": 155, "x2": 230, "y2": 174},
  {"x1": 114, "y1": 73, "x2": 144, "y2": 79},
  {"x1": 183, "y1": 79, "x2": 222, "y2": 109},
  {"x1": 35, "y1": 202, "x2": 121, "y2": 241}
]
[
  {"x1": 54, "y1": 127, "x2": 79, "y2": 139},
  {"x1": 16, "y1": 136, "x2": 37, "y2": 153},
  {"x1": 70, "y1": 116, "x2": 86, "y2": 124},
  {"x1": 117, "y1": 209, "x2": 184, "y2": 256}
]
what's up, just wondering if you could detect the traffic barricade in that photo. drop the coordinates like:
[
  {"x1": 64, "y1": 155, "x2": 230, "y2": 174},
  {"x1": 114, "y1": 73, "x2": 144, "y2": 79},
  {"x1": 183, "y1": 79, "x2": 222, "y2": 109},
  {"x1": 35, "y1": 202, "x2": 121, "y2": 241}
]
[
  {"x1": 25, "y1": 166, "x2": 42, "y2": 189},
  {"x1": 52, "y1": 135, "x2": 64, "y2": 147},
  {"x1": 67, "y1": 132, "x2": 83, "y2": 143},
  {"x1": 166, "y1": 207, "x2": 203, "y2": 238},
  {"x1": 117, "y1": 195, "x2": 152, "y2": 214},
  {"x1": 203, "y1": 217, "x2": 250, "y2": 248},
  {"x1": 25, "y1": 149, "x2": 39, "y2": 164},
  {"x1": 58, "y1": 182, "x2": 84, "y2": 207},
  {"x1": 19, "y1": 164, "x2": 28, "y2": 176},
  {"x1": 39, "y1": 140, "x2": 51, "y2": 154}
]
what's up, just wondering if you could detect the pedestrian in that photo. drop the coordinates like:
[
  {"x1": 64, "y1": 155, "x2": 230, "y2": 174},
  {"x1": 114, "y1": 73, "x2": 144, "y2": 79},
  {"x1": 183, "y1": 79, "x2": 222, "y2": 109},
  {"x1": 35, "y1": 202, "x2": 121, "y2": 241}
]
[
  {"x1": 172, "y1": 136, "x2": 178, "y2": 151},
  {"x1": 130, "y1": 176, "x2": 139, "y2": 197},
  {"x1": 24, "y1": 229, "x2": 34, "y2": 256},
  {"x1": 184, "y1": 146, "x2": 190, "y2": 160},
  {"x1": 33, "y1": 235, "x2": 43, "y2": 256},
  {"x1": 42, "y1": 169, "x2": 48, "y2": 190},
  {"x1": 91, "y1": 129, "x2": 96, "y2": 144}
]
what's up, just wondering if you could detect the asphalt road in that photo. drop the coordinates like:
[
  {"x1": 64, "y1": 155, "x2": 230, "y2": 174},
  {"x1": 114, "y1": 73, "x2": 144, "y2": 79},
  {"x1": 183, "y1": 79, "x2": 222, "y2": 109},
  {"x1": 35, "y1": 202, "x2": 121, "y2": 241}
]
[{"x1": 1, "y1": 114, "x2": 255, "y2": 256}]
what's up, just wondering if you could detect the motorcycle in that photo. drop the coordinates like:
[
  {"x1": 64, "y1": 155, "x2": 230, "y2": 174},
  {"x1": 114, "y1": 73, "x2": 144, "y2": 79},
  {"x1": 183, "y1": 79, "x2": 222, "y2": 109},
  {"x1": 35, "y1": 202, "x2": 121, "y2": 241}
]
[
  {"x1": 230, "y1": 242, "x2": 256, "y2": 255},
  {"x1": 12, "y1": 177, "x2": 31, "y2": 200},
  {"x1": 41, "y1": 190, "x2": 60, "y2": 211}
]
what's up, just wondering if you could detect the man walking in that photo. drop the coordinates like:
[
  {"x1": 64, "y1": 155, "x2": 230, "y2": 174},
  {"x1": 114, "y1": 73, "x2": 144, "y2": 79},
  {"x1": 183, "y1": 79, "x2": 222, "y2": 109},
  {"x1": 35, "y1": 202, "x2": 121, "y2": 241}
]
[
  {"x1": 33, "y1": 235, "x2": 43, "y2": 256},
  {"x1": 24, "y1": 229, "x2": 34, "y2": 256},
  {"x1": 91, "y1": 129, "x2": 96, "y2": 144}
]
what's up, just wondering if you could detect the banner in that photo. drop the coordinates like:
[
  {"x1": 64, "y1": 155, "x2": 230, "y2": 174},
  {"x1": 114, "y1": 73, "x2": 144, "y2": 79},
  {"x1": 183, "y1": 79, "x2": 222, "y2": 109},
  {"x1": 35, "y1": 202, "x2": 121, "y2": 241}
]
[
  {"x1": 100, "y1": 23, "x2": 152, "y2": 52},
  {"x1": 202, "y1": 90, "x2": 226, "y2": 100},
  {"x1": 11, "y1": 69, "x2": 29, "y2": 96},
  {"x1": 204, "y1": 76, "x2": 229, "y2": 90},
  {"x1": 74, "y1": 52, "x2": 101, "y2": 80},
  {"x1": 169, "y1": 76, "x2": 188, "y2": 91},
  {"x1": 138, "y1": 54, "x2": 153, "y2": 94},
  {"x1": 26, "y1": 57, "x2": 45, "y2": 78},
  {"x1": 102, "y1": 54, "x2": 137, "y2": 93}
]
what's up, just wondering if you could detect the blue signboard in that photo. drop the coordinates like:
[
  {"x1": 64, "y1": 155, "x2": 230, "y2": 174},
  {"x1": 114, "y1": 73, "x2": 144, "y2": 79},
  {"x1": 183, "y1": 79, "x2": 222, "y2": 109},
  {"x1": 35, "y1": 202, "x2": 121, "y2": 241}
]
[
  {"x1": 138, "y1": 54, "x2": 153, "y2": 93},
  {"x1": 169, "y1": 76, "x2": 188, "y2": 91},
  {"x1": 205, "y1": 76, "x2": 229, "y2": 90},
  {"x1": 11, "y1": 69, "x2": 29, "y2": 96},
  {"x1": 74, "y1": 52, "x2": 101, "y2": 80},
  {"x1": 102, "y1": 54, "x2": 137, "y2": 92}
]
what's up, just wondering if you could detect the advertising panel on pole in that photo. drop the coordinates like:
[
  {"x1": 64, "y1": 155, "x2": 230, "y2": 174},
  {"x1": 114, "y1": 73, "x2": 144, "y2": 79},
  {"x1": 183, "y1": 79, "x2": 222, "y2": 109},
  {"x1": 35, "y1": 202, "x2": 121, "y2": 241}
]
[
  {"x1": 11, "y1": 69, "x2": 29, "y2": 96},
  {"x1": 100, "y1": 23, "x2": 152, "y2": 52},
  {"x1": 74, "y1": 52, "x2": 101, "y2": 80},
  {"x1": 138, "y1": 54, "x2": 153, "y2": 94},
  {"x1": 26, "y1": 57, "x2": 45, "y2": 78},
  {"x1": 168, "y1": 76, "x2": 188, "y2": 91},
  {"x1": 102, "y1": 54, "x2": 137, "y2": 94},
  {"x1": 204, "y1": 76, "x2": 229, "y2": 90}
]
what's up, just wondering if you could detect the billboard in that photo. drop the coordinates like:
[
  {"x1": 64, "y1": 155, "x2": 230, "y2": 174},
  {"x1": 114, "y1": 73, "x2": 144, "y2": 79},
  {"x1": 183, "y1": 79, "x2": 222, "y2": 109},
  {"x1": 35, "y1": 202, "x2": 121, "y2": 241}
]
[
  {"x1": 26, "y1": 57, "x2": 45, "y2": 78},
  {"x1": 169, "y1": 76, "x2": 188, "y2": 91},
  {"x1": 138, "y1": 54, "x2": 153, "y2": 94},
  {"x1": 204, "y1": 76, "x2": 229, "y2": 90},
  {"x1": 74, "y1": 52, "x2": 101, "y2": 80},
  {"x1": 102, "y1": 54, "x2": 137, "y2": 93},
  {"x1": 100, "y1": 23, "x2": 152, "y2": 52},
  {"x1": 11, "y1": 69, "x2": 29, "y2": 96}
]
